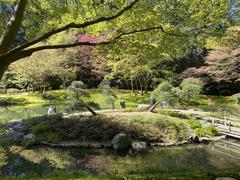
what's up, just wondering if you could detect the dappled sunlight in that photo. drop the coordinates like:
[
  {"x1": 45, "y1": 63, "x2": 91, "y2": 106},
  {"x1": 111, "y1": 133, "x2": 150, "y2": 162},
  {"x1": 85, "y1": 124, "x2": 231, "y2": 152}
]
[{"x1": 9, "y1": 146, "x2": 72, "y2": 169}]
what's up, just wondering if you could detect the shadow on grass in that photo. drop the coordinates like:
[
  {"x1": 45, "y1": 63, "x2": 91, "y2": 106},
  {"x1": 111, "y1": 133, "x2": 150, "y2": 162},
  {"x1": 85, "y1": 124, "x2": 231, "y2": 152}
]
[{"x1": 0, "y1": 97, "x2": 29, "y2": 106}]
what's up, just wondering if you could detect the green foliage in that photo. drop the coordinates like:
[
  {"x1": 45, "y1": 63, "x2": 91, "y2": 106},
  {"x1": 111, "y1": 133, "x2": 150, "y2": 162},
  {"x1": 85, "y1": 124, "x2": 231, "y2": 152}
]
[
  {"x1": 9, "y1": 48, "x2": 72, "y2": 91},
  {"x1": 67, "y1": 81, "x2": 99, "y2": 112},
  {"x1": 176, "y1": 78, "x2": 204, "y2": 102},
  {"x1": 205, "y1": 125, "x2": 220, "y2": 136},
  {"x1": 151, "y1": 81, "x2": 174, "y2": 104},
  {"x1": 188, "y1": 119, "x2": 220, "y2": 137},
  {"x1": 152, "y1": 78, "x2": 203, "y2": 106},
  {"x1": 68, "y1": 81, "x2": 89, "y2": 101},
  {"x1": 188, "y1": 119, "x2": 203, "y2": 129},
  {"x1": 99, "y1": 80, "x2": 117, "y2": 109}
]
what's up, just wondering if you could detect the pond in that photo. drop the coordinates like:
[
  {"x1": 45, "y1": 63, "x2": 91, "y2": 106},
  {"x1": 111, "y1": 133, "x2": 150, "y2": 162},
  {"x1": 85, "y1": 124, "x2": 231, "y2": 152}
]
[
  {"x1": 0, "y1": 104, "x2": 73, "y2": 124},
  {"x1": 0, "y1": 139, "x2": 239, "y2": 177}
]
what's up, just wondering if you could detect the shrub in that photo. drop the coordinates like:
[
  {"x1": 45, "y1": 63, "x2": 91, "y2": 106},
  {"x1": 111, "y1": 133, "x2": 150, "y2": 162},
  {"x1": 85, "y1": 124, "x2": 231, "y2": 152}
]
[
  {"x1": 68, "y1": 81, "x2": 89, "y2": 100},
  {"x1": 42, "y1": 73, "x2": 62, "y2": 90},
  {"x1": 98, "y1": 80, "x2": 117, "y2": 110},
  {"x1": 177, "y1": 78, "x2": 204, "y2": 102},
  {"x1": 188, "y1": 120, "x2": 220, "y2": 137},
  {"x1": 195, "y1": 128, "x2": 206, "y2": 137},
  {"x1": 188, "y1": 119, "x2": 202, "y2": 129},
  {"x1": 205, "y1": 125, "x2": 220, "y2": 136},
  {"x1": 151, "y1": 81, "x2": 174, "y2": 104}
]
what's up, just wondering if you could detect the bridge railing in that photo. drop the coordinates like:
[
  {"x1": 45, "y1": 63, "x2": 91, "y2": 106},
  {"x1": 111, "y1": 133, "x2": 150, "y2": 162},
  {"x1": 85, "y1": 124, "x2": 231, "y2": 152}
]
[{"x1": 210, "y1": 117, "x2": 240, "y2": 132}]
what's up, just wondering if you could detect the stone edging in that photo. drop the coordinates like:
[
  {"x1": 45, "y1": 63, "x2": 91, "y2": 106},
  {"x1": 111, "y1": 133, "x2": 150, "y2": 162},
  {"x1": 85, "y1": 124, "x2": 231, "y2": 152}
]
[{"x1": 40, "y1": 135, "x2": 226, "y2": 149}]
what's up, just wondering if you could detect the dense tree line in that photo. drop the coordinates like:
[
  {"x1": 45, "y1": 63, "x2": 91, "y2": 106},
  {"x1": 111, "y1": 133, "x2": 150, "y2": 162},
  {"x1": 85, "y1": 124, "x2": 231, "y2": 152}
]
[{"x1": 0, "y1": 0, "x2": 239, "y2": 94}]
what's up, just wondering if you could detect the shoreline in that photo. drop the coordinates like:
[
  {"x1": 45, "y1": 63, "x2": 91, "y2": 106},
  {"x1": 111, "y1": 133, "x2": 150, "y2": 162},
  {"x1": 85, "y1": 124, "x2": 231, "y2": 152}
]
[{"x1": 38, "y1": 135, "x2": 226, "y2": 149}]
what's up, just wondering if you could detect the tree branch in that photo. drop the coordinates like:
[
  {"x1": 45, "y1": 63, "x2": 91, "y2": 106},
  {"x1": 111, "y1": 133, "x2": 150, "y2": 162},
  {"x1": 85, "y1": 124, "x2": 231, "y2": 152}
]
[
  {"x1": 0, "y1": 0, "x2": 28, "y2": 54},
  {"x1": 2, "y1": 0, "x2": 139, "y2": 60},
  {"x1": 8, "y1": 26, "x2": 198, "y2": 62}
]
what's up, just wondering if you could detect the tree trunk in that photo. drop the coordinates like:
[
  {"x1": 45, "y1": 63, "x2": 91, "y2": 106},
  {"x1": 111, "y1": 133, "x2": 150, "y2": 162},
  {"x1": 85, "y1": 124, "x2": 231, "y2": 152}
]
[
  {"x1": 0, "y1": 0, "x2": 28, "y2": 54},
  {"x1": 144, "y1": 82, "x2": 148, "y2": 94},
  {"x1": 84, "y1": 105, "x2": 97, "y2": 116},
  {"x1": 0, "y1": 63, "x2": 9, "y2": 81},
  {"x1": 131, "y1": 80, "x2": 134, "y2": 93},
  {"x1": 139, "y1": 81, "x2": 143, "y2": 95},
  {"x1": 150, "y1": 101, "x2": 160, "y2": 112}
]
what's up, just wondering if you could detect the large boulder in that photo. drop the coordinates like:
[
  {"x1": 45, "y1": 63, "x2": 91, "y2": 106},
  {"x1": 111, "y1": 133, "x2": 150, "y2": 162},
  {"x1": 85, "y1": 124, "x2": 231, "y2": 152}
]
[
  {"x1": 111, "y1": 133, "x2": 131, "y2": 150},
  {"x1": 137, "y1": 104, "x2": 150, "y2": 111}
]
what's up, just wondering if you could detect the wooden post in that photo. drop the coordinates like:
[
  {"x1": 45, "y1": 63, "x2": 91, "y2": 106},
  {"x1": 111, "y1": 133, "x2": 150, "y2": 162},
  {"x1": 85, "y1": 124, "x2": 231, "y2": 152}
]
[
  {"x1": 229, "y1": 121, "x2": 231, "y2": 132},
  {"x1": 212, "y1": 118, "x2": 215, "y2": 127},
  {"x1": 224, "y1": 117, "x2": 227, "y2": 126}
]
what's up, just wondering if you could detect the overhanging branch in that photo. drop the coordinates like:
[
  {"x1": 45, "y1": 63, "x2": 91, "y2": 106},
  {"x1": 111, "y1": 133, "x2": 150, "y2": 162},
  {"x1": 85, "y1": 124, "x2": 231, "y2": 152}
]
[
  {"x1": 8, "y1": 26, "x2": 196, "y2": 62},
  {"x1": 2, "y1": 0, "x2": 139, "y2": 60}
]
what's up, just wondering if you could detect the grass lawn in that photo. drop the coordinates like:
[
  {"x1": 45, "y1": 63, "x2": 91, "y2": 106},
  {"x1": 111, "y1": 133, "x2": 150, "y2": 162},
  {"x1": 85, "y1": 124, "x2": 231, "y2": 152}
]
[
  {"x1": 0, "y1": 89, "x2": 239, "y2": 124},
  {"x1": 0, "y1": 89, "x2": 150, "y2": 109}
]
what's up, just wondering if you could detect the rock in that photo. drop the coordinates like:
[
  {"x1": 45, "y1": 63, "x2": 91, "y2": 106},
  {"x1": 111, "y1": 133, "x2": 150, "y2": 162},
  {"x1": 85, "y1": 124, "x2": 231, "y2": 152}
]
[
  {"x1": 150, "y1": 143, "x2": 165, "y2": 147},
  {"x1": 1, "y1": 128, "x2": 15, "y2": 136},
  {"x1": 23, "y1": 133, "x2": 35, "y2": 141},
  {"x1": 131, "y1": 141, "x2": 147, "y2": 152},
  {"x1": 7, "y1": 121, "x2": 24, "y2": 132},
  {"x1": 165, "y1": 142, "x2": 175, "y2": 146},
  {"x1": 189, "y1": 135, "x2": 199, "y2": 143},
  {"x1": 175, "y1": 141, "x2": 189, "y2": 146},
  {"x1": 111, "y1": 133, "x2": 131, "y2": 150},
  {"x1": 199, "y1": 137, "x2": 211, "y2": 143},
  {"x1": 137, "y1": 104, "x2": 150, "y2": 111}
]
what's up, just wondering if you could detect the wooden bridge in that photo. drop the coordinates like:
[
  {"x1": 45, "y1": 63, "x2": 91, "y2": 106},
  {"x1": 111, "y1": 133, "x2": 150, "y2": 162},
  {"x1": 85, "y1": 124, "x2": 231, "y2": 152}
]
[{"x1": 210, "y1": 117, "x2": 240, "y2": 139}]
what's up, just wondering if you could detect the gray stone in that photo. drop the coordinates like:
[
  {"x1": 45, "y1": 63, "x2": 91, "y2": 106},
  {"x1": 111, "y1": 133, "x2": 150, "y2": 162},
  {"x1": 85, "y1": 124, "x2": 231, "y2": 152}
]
[
  {"x1": 165, "y1": 142, "x2": 175, "y2": 146},
  {"x1": 175, "y1": 141, "x2": 189, "y2": 146},
  {"x1": 2, "y1": 128, "x2": 15, "y2": 136},
  {"x1": 137, "y1": 104, "x2": 150, "y2": 111},
  {"x1": 23, "y1": 133, "x2": 35, "y2": 141},
  {"x1": 132, "y1": 141, "x2": 147, "y2": 152},
  {"x1": 111, "y1": 133, "x2": 131, "y2": 150},
  {"x1": 199, "y1": 137, "x2": 211, "y2": 143},
  {"x1": 7, "y1": 121, "x2": 24, "y2": 132}
]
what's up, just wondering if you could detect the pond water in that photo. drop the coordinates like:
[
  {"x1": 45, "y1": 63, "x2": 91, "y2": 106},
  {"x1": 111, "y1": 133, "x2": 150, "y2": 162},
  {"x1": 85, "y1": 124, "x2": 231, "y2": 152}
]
[
  {"x1": 0, "y1": 139, "x2": 239, "y2": 177},
  {"x1": 0, "y1": 104, "x2": 71, "y2": 123}
]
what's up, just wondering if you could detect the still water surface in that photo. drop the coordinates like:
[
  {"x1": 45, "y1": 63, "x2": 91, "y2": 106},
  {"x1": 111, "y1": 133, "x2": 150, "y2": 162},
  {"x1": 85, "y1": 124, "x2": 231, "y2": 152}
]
[{"x1": 1, "y1": 139, "x2": 239, "y2": 177}]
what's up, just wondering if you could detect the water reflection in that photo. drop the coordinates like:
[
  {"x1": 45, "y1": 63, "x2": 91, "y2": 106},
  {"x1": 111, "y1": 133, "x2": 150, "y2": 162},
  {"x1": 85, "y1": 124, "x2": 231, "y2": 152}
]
[
  {"x1": 211, "y1": 139, "x2": 240, "y2": 160},
  {"x1": 0, "y1": 139, "x2": 240, "y2": 177},
  {"x1": 0, "y1": 104, "x2": 68, "y2": 123}
]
